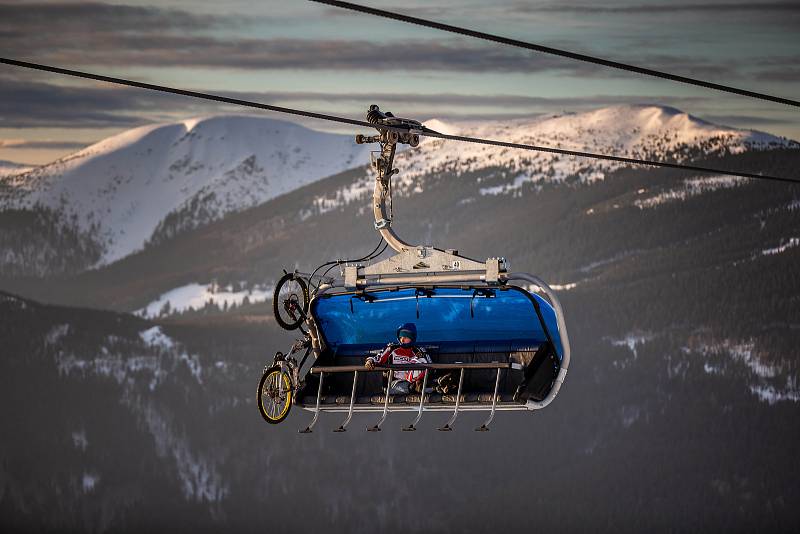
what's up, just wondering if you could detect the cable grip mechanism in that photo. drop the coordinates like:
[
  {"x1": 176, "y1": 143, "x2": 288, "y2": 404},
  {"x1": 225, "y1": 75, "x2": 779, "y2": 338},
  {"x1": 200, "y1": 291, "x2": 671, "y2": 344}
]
[{"x1": 357, "y1": 105, "x2": 424, "y2": 253}]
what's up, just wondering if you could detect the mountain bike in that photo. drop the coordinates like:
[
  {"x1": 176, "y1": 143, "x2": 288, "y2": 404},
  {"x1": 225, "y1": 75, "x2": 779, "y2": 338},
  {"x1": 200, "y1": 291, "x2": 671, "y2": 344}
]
[{"x1": 257, "y1": 336, "x2": 312, "y2": 424}]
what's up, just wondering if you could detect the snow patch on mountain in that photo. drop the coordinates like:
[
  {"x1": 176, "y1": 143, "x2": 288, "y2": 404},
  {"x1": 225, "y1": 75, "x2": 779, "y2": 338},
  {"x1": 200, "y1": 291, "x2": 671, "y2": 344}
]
[
  {"x1": 479, "y1": 174, "x2": 530, "y2": 196},
  {"x1": 302, "y1": 172, "x2": 375, "y2": 219},
  {"x1": 606, "y1": 331, "x2": 656, "y2": 370},
  {"x1": 82, "y1": 473, "x2": 100, "y2": 493},
  {"x1": 691, "y1": 339, "x2": 779, "y2": 378},
  {"x1": 750, "y1": 379, "x2": 800, "y2": 405},
  {"x1": 136, "y1": 282, "x2": 272, "y2": 318},
  {"x1": 0, "y1": 116, "x2": 372, "y2": 265},
  {"x1": 727, "y1": 341, "x2": 778, "y2": 378},
  {"x1": 56, "y1": 349, "x2": 164, "y2": 386},
  {"x1": 579, "y1": 250, "x2": 635, "y2": 273},
  {"x1": 54, "y1": 324, "x2": 202, "y2": 389},
  {"x1": 140, "y1": 326, "x2": 202, "y2": 384},
  {"x1": 549, "y1": 282, "x2": 578, "y2": 291},
  {"x1": 634, "y1": 175, "x2": 745, "y2": 209},
  {"x1": 72, "y1": 429, "x2": 89, "y2": 452},
  {"x1": 619, "y1": 404, "x2": 643, "y2": 428},
  {"x1": 140, "y1": 326, "x2": 175, "y2": 350},
  {"x1": 610, "y1": 332, "x2": 655, "y2": 359},
  {"x1": 45, "y1": 323, "x2": 70, "y2": 346},
  {"x1": 703, "y1": 362, "x2": 724, "y2": 375},
  {"x1": 124, "y1": 392, "x2": 229, "y2": 503},
  {"x1": 762, "y1": 237, "x2": 800, "y2": 256},
  {"x1": 687, "y1": 338, "x2": 798, "y2": 404}
]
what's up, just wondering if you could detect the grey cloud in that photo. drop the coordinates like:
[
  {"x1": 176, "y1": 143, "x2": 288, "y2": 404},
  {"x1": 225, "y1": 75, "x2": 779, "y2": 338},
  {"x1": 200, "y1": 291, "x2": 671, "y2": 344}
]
[
  {"x1": 0, "y1": 2, "x2": 601, "y2": 75},
  {"x1": 701, "y1": 114, "x2": 797, "y2": 126},
  {"x1": 1, "y1": 28, "x2": 756, "y2": 80},
  {"x1": 0, "y1": 76, "x2": 182, "y2": 128},
  {"x1": 0, "y1": 73, "x2": 715, "y2": 129},
  {"x1": 755, "y1": 69, "x2": 800, "y2": 82},
  {"x1": 0, "y1": 140, "x2": 90, "y2": 150},
  {"x1": 228, "y1": 89, "x2": 709, "y2": 110},
  {"x1": 318, "y1": 4, "x2": 453, "y2": 18},
  {"x1": 0, "y1": 2, "x2": 781, "y2": 80},
  {"x1": 749, "y1": 56, "x2": 800, "y2": 82},
  {"x1": 520, "y1": 2, "x2": 800, "y2": 14},
  {"x1": 2, "y1": 32, "x2": 600, "y2": 74},
  {"x1": 633, "y1": 54, "x2": 739, "y2": 80},
  {"x1": 0, "y1": 1, "x2": 227, "y2": 33}
]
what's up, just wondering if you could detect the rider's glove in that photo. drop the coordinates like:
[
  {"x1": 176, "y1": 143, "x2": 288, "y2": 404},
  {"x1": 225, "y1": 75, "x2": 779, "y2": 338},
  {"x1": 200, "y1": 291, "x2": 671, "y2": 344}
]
[{"x1": 365, "y1": 357, "x2": 376, "y2": 370}]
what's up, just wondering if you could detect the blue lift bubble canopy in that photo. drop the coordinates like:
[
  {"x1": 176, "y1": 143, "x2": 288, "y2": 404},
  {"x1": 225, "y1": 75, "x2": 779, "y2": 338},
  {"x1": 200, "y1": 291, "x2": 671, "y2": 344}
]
[{"x1": 312, "y1": 286, "x2": 564, "y2": 359}]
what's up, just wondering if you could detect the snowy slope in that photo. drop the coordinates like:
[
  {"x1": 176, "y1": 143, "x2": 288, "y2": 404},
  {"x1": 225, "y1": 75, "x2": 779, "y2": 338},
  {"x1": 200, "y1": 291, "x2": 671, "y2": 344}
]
[
  {"x1": 1, "y1": 106, "x2": 796, "y2": 270},
  {"x1": 405, "y1": 104, "x2": 796, "y2": 187},
  {"x1": 308, "y1": 105, "x2": 797, "y2": 214},
  {"x1": 0, "y1": 160, "x2": 33, "y2": 178},
  {"x1": 0, "y1": 116, "x2": 372, "y2": 265}
]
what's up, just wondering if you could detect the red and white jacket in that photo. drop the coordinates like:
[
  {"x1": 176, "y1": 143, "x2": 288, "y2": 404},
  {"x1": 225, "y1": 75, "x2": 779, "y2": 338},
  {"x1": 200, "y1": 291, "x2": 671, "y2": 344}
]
[{"x1": 370, "y1": 344, "x2": 431, "y2": 383}]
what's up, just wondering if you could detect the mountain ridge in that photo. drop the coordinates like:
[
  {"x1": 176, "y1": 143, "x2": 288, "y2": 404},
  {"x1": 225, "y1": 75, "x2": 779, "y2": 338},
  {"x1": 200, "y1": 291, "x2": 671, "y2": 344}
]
[
  {"x1": 0, "y1": 115, "x2": 373, "y2": 266},
  {"x1": 1, "y1": 105, "x2": 796, "y2": 274}
]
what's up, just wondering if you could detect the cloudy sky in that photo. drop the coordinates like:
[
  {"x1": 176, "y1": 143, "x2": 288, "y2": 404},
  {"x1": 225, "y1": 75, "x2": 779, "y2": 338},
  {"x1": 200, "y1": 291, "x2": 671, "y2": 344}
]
[{"x1": 1, "y1": 0, "x2": 798, "y2": 164}]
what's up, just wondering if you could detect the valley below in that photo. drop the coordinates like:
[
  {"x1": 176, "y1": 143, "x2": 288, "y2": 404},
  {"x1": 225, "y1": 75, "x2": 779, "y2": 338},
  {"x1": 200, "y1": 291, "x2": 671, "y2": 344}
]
[{"x1": 1, "y1": 107, "x2": 799, "y2": 532}]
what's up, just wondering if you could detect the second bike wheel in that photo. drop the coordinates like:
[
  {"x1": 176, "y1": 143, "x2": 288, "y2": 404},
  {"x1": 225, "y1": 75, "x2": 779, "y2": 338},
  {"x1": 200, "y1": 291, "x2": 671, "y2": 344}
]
[
  {"x1": 257, "y1": 366, "x2": 292, "y2": 424},
  {"x1": 273, "y1": 272, "x2": 309, "y2": 330}
]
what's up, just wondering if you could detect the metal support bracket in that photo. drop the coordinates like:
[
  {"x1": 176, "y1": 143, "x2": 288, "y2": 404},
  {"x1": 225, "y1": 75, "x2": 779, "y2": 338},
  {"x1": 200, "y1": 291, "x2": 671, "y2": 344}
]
[
  {"x1": 299, "y1": 372, "x2": 324, "y2": 433},
  {"x1": 476, "y1": 368, "x2": 502, "y2": 431},
  {"x1": 368, "y1": 370, "x2": 392, "y2": 431},
  {"x1": 334, "y1": 370, "x2": 359, "y2": 432},
  {"x1": 438, "y1": 368, "x2": 465, "y2": 431},
  {"x1": 402, "y1": 372, "x2": 429, "y2": 431}
]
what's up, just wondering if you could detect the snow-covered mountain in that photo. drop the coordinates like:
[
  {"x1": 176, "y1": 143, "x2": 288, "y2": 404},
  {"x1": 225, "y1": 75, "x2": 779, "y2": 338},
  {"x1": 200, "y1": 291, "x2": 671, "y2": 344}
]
[
  {"x1": 0, "y1": 159, "x2": 33, "y2": 178},
  {"x1": 0, "y1": 116, "x2": 372, "y2": 265},
  {"x1": 415, "y1": 104, "x2": 795, "y2": 180},
  {"x1": 1, "y1": 105, "x2": 795, "y2": 270},
  {"x1": 312, "y1": 105, "x2": 797, "y2": 214}
]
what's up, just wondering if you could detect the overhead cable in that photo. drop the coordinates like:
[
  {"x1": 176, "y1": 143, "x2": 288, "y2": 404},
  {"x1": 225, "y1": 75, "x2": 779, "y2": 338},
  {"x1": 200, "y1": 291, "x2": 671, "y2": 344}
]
[
  {"x1": 0, "y1": 58, "x2": 374, "y2": 130},
  {"x1": 310, "y1": 0, "x2": 800, "y2": 109},
  {"x1": 1, "y1": 57, "x2": 797, "y2": 184},
  {"x1": 424, "y1": 131, "x2": 799, "y2": 184}
]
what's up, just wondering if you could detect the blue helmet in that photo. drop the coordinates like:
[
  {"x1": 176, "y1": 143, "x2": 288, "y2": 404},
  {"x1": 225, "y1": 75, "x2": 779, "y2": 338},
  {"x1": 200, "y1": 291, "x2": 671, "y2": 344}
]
[{"x1": 396, "y1": 322, "x2": 417, "y2": 345}]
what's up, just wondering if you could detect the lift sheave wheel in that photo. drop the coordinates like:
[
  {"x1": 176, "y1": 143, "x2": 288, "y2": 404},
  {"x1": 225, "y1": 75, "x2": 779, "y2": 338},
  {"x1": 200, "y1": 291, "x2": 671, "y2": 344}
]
[
  {"x1": 258, "y1": 366, "x2": 292, "y2": 424},
  {"x1": 273, "y1": 273, "x2": 309, "y2": 330}
]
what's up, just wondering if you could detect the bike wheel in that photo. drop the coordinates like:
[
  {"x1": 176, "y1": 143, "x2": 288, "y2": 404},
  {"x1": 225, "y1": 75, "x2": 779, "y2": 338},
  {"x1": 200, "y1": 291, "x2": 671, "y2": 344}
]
[
  {"x1": 273, "y1": 272, "x2": 309, "y2": 331},
  {"x1": 257, "y1": 366, "x2": 293, "y2": 424}
]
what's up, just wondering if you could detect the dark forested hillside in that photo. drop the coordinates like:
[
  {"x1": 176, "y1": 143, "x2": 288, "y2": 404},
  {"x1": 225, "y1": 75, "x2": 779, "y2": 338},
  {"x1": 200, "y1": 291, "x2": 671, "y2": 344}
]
[
  {"x1": 1, "y1": 148, "x2": 799, "y2": 532},
  {"x1": 1, "y1": 283, "x2": 799, "y2": 532},
  {"x1": 0, "y1": 206, "x2": 102, "y2": 277},
  {"x1": 3, "y1": 149, "x2": 799, "y2": 313}
]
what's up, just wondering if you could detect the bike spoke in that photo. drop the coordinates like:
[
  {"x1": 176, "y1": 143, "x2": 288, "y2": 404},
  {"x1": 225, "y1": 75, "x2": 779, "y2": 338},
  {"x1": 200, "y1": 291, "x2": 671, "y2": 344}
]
[{"x1": 261, "y1": 371, "x2": 289, "y2": 419}]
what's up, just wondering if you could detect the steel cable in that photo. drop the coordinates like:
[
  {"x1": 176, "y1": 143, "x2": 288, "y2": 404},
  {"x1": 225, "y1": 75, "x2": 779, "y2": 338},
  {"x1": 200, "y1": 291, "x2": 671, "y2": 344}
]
[
  {"x1": 1, "y1": 57, "x2": 798, "y2": 184},
  {"x1": 310, "y1": 0, "x2": 800, "y2": 108}
]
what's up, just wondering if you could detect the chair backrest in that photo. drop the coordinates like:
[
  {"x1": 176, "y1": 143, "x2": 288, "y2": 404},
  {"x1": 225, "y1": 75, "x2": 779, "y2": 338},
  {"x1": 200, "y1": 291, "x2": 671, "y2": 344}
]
[
  {"x1": 311, "y1": 286, "x2": 563, "y2": 358},
  {"x1": 326, "y1": 339, "x2": 543, "y2": 394}
]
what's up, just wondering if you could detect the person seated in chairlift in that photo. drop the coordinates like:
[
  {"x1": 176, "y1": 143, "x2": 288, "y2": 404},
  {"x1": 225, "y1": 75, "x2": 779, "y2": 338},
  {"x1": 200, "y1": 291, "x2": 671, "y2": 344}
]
[{"x1": 365, "y1": 323, "x2": 431, "y2": 395}]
